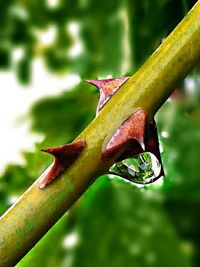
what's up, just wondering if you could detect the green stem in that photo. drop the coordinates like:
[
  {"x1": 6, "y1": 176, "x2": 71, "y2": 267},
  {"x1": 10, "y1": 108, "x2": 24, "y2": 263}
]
[{"x1": 1, "y1": 1, "x2": 200, "y2": 266}]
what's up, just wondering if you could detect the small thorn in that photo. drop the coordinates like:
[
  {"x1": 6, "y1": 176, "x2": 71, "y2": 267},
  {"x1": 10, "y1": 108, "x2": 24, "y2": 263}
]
[
  {"x1": 85, "y1": 77, "x2": 129, "y2": 113},
  {"x1": 102, "y1": 109, "x2": 147, "y2": 160},
  {"x1": 84, "y1": 79, "x2": 104, "y2": 88},
  {"x1": 145, "y1": 119, "x2": 165, "y2": 177},
  {"x1": 41, "y1": 139, "x2": 86, "y2": 159},
  {"x1": 39, "y1": 139, "x2": 86, "y2": 189},
  {"x1": 140, "y1": 142, "x2": 145, "y2": 151}
]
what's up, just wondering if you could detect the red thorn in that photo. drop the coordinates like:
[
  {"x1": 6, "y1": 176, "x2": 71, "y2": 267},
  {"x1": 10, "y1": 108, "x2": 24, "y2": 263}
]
[
  {"x1": 39, "y1": 139, "x2": 86, "y2": 189},
  {"x1": 102, "y1": 109, "x2": 147, "y2": 160},
  {"x1": 145, "y1": 120, "x2": 165, "y2": 178},
  {"x1": 41, "y1": 140, "x2": 86, "y2": 159},
  {"x1": 85, "y1": 77, "x2": 129, "y2": 113},
  {"x1": 102, "y1": 110, "x2": 164, "y2": 181}
]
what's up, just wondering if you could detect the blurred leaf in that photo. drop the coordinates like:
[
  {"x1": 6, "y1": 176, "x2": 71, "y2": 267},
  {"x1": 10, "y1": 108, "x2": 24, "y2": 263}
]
[
  {"x1": 157, "y1": 98, "x2": 200, "y2": 265},
  {"x1": 30, "y1": 82, "x2": 97, "y2": 145},
  {"x1": 69, "y1": 177, "x2": 191, "y2": 267}
]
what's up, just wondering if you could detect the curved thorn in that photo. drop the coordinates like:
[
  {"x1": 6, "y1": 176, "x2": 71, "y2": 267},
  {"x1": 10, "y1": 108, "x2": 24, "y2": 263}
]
[
  {"x1": 102, "y1": 110, "x2": 164, "y2": 181},
  {"x1": 85, "y1": 77, "x2": 129, "y2": 113},
  {"x1": 102, "y1": 109, "x2": 147, "y2": 160},
  {"x1": 145, "y1": 119, "x2": 165, "y2": 177},
  {"x1": 39, "y1": 139, "x2": 86, "y2": 189}
]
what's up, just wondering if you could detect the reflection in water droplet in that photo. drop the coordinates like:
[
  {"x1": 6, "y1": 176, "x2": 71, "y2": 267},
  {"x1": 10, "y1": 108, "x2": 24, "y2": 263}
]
[{"x1": 109, "y1": 152, "x2": 161, "y2": 184}]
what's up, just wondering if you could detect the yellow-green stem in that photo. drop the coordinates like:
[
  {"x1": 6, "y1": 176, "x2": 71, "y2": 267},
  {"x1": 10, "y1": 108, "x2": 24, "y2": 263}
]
[{"x1": 1, "y1": 1, "x2": 200, "y2": 266}]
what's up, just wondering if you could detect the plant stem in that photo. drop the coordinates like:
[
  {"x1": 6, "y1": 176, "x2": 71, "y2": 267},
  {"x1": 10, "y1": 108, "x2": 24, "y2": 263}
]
[{"x1": 1, "y1": 1, "x2": 200, "y2": 266}]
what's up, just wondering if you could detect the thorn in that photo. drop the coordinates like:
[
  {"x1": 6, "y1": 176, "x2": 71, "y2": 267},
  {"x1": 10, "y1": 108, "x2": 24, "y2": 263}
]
[
  {"x1": 85, "y1": 77, "x2": 129, "y2": 113},
  {"x1": 102, "y1": 109, "x2": 147, "y2": 160},
  {"x1": 140, "y1": 142, "x2": 145, "y2": 151},
  {"x1": 102, "y1": 110, "x2": 164, "y2": 181},
  {"x1": 39, "y1": 139, "x2": 86, "y2": 189},
  {"x1": 144, "y1": 120, "x2": 165, "y2": 177},
  {"x1": 41, "y1": 140, "x2": 86, "y2": 159}
]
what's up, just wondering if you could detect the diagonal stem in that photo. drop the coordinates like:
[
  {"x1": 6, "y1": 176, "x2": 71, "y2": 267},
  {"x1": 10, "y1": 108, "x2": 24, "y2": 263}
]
[{"x1": 1, "y1": 1, "x2": 200, "y2": 266}]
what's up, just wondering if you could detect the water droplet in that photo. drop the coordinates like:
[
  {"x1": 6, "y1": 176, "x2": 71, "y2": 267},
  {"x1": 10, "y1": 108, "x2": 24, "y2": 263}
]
[{"x1": 109, "y1": 152, "x2": 161, "y2": 184}]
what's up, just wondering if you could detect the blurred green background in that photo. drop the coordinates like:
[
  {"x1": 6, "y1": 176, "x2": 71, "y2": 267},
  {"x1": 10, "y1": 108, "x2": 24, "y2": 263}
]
[{"x1": 0, "y1": 0, "x2": 200, "y2": 266}]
